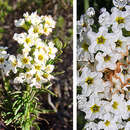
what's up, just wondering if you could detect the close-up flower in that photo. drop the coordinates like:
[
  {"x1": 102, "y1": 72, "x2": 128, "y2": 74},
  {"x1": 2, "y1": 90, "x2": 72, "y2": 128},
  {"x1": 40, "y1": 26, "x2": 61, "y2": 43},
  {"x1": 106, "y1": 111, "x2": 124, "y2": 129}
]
[{"x1": 77, "y1": 0, "x2": 130, "y2": 129}]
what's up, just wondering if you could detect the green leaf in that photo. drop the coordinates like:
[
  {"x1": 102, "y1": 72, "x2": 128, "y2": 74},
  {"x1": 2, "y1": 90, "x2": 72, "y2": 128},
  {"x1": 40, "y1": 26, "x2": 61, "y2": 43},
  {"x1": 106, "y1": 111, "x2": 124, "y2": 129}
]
[
  {"x1": 5, "y1": 118, "x2": 13, "y2": 125},
  {"x1": 14, "y1": 103, "x2": 23, "y2": 115},
  {"x1": 53, "y1": 71, "x2": 65, "y2": 76},
  {"x1": 14, "y1": 112, "x2": 23, "y2": 121},
  {"x1": 42, "y1": 88, "x2": 57, "y2": 97},
  {"x1": 122, "y1": 28, "x2": 130, "y2": 37},
  {"x1": 11, "y1": 91, "x2": 22, "y2": 95},
  {"x1": 56, "y1": 16, "x2": 65, "y2": 28},
  {"x1": 54, "y1": 38, "x2": 63, "y2": 50},
  {"x1": 46, "y1": 59, "x2": 54, "y2": 65},
  {"x1": 33, "y1": 123, "x2": 40, "y2": 130},
  {"x1": 13, "y1": 99, "x2": 21, "y2": 108},
  {"x1": 84, "y1": 0, "x2": 89, "y2": 12},
  {"x1": 0, "y1": 27, "x2": 5, "y2": 33},
  {"x1": 39, "y1": 109, "x2": 56, "y2": 114}
]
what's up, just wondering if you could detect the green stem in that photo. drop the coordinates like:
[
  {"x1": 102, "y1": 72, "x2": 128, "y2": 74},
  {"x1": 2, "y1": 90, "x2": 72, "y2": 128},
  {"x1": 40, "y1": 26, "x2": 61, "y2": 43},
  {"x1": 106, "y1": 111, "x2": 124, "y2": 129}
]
[
  {"x1": 0, "y1": 70, "x2": 8, "y2": 96},
  {"x1": 22, "y1": 87, "x2": 36, "y2": 130},
  {"x1": 84, "y1": 0, "x2": 89, "y2": 12}
]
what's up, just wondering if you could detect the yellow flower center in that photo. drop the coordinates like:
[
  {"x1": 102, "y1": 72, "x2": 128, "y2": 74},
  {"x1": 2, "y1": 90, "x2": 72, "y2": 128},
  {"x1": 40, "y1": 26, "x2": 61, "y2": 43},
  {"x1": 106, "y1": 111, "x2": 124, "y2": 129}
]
[
  {"x1": 85, "y1": 77, "x2": 94, "y2": 85},
  {"x1": 33, "y1": 27, "x2": 39, "y2": 33},
  {"x1": 82, "y1": 23, "x2": 87, "y2": 27},
  {"x1": 115, "y1": 40, "x2": 122, "y2": 48},
  {"x1": 35, "y1": 65, "x2": 41, "y2": 70},
  {"x1": 90, "y1": 104, "x2": 100, "y2": 113},
  {"x1": 22, "y1": 57, "x2": 29, "y2": 64},
  {"x1": 36, "y1": 74, "x2": 41, "y2": 82},
  {"x1": 26, "y1": 73, "x2": 31, "y2": 78},
  {"x1": 43, "y1": 73, "x2": 49, "y2": 78},
  {"x1": 116, "y1": 17, "x2": 125, "y2": 24},
  {"x1": 104, "y1": 120, "x2": 110, "y2": 126},
  {"x1": 38, "y1": 54, "x2": 44, "y2": 61},
  {"x1": 0, "y1": 57, "x2": 4, "y2": 64},
  {"x1": 44, "y1": 27, "x2": 49, "y2": 33},
  {"x1": 81, "y1": 42, "x2": 89, "y2": 51},
  {"x1": 127, "y1": 105, "x2": 130, "y2": 111},
  {"x1": 96, "y1": 36, "x2": 106, "y2": 44},
  {"x1": 43, "y1": 47, "x2": 47, "y2": 53},
  {"x1": 25, "y1": 38, "x2": 31, "y2": 44},
  {"x1": 104, "y1": 55, "x2": 111, "y2": 62},
  {"x1": 12, "y1": 60, "x2": 17, "y2": 67},
  {"x1": 112, "y1": 101, "x2": 119, "y2": 110},
  {"x1": 46, "y1": 20, "x2": 51, "y2": 26},
  {"x1": 49, "y1": 48, "x2": 52, "y2": 55}
]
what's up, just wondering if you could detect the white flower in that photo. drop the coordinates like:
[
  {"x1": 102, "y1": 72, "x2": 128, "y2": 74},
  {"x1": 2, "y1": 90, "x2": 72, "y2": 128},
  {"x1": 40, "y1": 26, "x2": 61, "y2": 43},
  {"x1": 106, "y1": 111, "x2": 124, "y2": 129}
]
[
  {"x1": 2, "y1": 61, "x2": 12, "y2": 76},
  {"x1": 111, "y1": 77, "x2": 122, "y2": 93},
  {"x1": 111, "y1": 31, "x2": 130, "y2": 54},
  {"x1": 34, "y1": 49, "x2": 49, "y2": 64},
  {"x1": 30, "y1": 72, "x2": 47, "y2": 88},
  {"x1": 8, "y1": 55, "x2": 18, "y2": 73},
  {"x1": 22, "y1": 45, "x2": 31, "y2": 56},
  {"x1": 83, "y1": 94, "x2": 104, "y2": 120},
  {"x1": 48, "y1": 42, "x2": 57, "y2": 59},
  {"x1": 32, "y1": 63, "x2": 45, "y2": 73},
  {"x1": 77, "y1": 94, "x2": 87, "y2": 110},
  {"x1": 35, "y1": 41, "x2": 49, "y2": 55},
  {"x1": 17, "y1": 54, "x2": 32, "y2": 68},
  {"x1": 98, "y1": 113, "x2": 118, "y2": 130},
  {"x1": 0, "y1": 52, "x2": 8, "y2": 69},
  {"x1": 99, "y1": 11, "x2": 111, "y2": 27},
  {"x1": 45, "y1": 65, "x2": 54, "y2": 74},
  {"x1": 86, "y1": 7, "x2": 95, "y2": 17},
  {"x1": 14, "y1": 74, "x2": 25, "y2": 84},
  {"x1": 124, "y1": 100, "x2": 130, "y2": 119},
  {"x1": 78, "y1": 67, "x2": 104, "y2": 96},
  {"x1": 125, "y1": 121, "x2": 130, "y2": 130},
  {"x1": 28, "y1": 24, "x2": 44, "y2": 35},
  {"x1": 42, "y1": 15, "x2": 56, "y2": 28},
  {"x1": 84, "y1": 122, "x2": 98, "y2": 130},
  {"x1": 43, "y1": 25, "x2": 53, "y2": 36},
  {"x1": 14, "y1": 18, "x2": 25, "y2": 27},
  {"x1": 111, "y1": 7, "x2": 130, "y2": 31},
  {"x1": 95, "y1": 51, "x2": 121, "y2": 71},
  {"x1": 23, "y1": 12, "x2": 30, "y2": 21},
  {"x1": 106, "y1": 94, "x2": 128, "y2": 120},
  {"x1": 23, "y1": 11, "x2": 42, "y2": 25},
  {"x1": 77, "y1": 14, "x2": 89, "y2": 35},
  {"x1": 100, "y1": 7, "x2": 107, "y2": 13},
  {"x1": 87, "y1": 26, "x2": 115, "y2": 53},
  {"x1": 13, "y1": 32, "x2": 26, "y2": 45},
  {"x1": 20, "y1": 71, "x2": 34, "y2": 84},
  {"x1": 113, "y1": 0, "x2": 127, "y2": 8},
  {"x1": 77, "y1": 38, "x2": 91, "y2": 61},
  {"x1": 101, "y1": 81, "x2": 112, "y2": 100},
  {"x1": 13, "y1": 32, "x2": 39, "y2": 47}
]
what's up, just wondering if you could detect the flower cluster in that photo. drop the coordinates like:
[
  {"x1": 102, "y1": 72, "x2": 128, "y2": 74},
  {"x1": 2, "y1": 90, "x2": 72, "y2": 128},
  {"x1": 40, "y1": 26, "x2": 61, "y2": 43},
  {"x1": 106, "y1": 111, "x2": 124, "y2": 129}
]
[
  {"x1": 77, "y1": 1, "x2": 130, "y2": 130},
  {"x1": 0, "y1": 11, "x2": 58, "y2": 88}
]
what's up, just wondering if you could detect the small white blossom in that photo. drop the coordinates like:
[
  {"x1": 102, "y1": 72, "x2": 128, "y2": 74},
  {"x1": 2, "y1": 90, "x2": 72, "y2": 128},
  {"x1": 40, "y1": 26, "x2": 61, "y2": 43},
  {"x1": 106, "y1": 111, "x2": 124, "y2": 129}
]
[
  {"x1": 113, "y1": 0, "x2": 127, "y2": 8},
  {"x1": 86, "y1": 7, "x2": 95, "y2": 17},
  {"x1": 95, "y1": 51, "x2": 121, "y2": 71}
]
